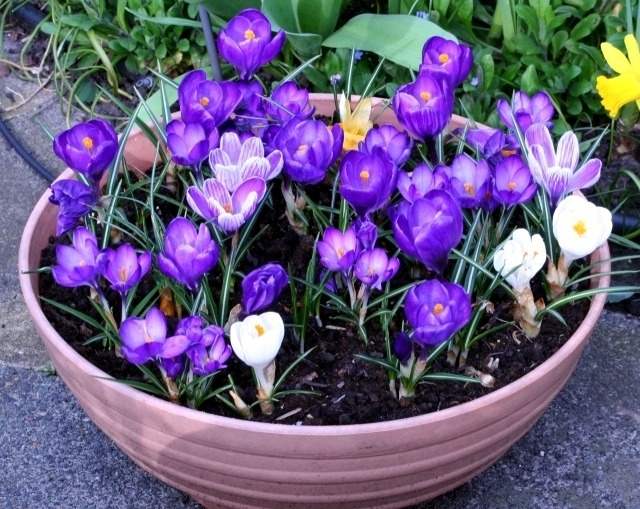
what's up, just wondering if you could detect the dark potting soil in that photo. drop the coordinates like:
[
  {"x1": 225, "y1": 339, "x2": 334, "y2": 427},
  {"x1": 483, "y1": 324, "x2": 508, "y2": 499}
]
[{"x1": 38, "y1": 179, "x2": 592, "y2": 426}]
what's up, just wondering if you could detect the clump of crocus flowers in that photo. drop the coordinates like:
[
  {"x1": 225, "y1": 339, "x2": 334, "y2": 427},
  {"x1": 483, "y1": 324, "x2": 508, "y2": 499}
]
[{"x1": 45, "y1": 8, "x2": 614, "y2": 419}]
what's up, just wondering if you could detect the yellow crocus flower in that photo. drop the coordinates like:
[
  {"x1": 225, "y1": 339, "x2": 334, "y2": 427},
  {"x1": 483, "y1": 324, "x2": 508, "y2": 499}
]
[
  {"x1": 596, "y1": 34, "x2": 640, "y2": 117},
  {"x1": 337, "y1": 93, "x2": 373, "y2": 153}
]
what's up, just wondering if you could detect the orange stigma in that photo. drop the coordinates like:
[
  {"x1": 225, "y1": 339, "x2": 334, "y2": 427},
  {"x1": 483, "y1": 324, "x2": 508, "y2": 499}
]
[
  {"x1": 244, "y1": 29, "x2": 256, "y2": 40},
  {"x1": 573, "y1": 220, "x2": 587, "y2": 236},
  {"x1": 419, "y1": 91, "x2": 431, "y2": 101},
  {"x1": 507, "y1": 182, "x2": 517, "y2": 191},
  {"x1": 367, "y1": 268, "x2": 376, "y2": 275},
  {"x1": 200, "y1": 97, "x2": 210, "y2": 107},
  {"x1": 119, "y1": 267, "x2": 127, "y2": 282},
  {"x1": 433, "y1": 303, "x2": 444, "y2": 315},
  {"x1": 145, "y1": 335, "x2": 153, "y2": 343},
  {"x1": 464, "y1": 182, "x2": 475, "y2": 197},
  {"x1": 82, "y1": 137, "x2": 93, "y2": 151},
  {"x1": 255, "y1": 324, "x2": 266, "y2": 336},
  {"x1": 501, "y1": 149, "x2": 517, "y2": 156},
  {"x1": 337, "y1": 248, "x2": 345, "y2": 259},
  {"x1": 439, "y1": 54, "x2": 449, "y2": 63},
  {"x1": 359, "y1": 170, "x2": 370, "y2": 185},
  {"x1": 223, "y1": 203, "x2": 232, "y2": 213},
  {"x1": 79, "y1": 260, "x2": 87, "y2": 266},
  {"x1": 298, "y1": 144, "x2": 309, "y2": 151}
]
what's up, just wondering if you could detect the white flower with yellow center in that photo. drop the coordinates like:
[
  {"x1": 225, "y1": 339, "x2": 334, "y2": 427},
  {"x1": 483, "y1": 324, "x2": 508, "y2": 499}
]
[
  {"x1": 493, "y1": 229, "x2": 546, "y2": 293},
  {"x1": 230, "y1": 312, "x2": 284, "y2": 411},
  {"x1": 552, "y1": 195, "x2": 612, "y2": 265}
]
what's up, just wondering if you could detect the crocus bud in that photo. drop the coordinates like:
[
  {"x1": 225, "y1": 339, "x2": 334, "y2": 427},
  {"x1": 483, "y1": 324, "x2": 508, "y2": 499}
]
[
  {"x1": 496, "y1": 90, "x2": 555, "y2": 133},
  {"x1": 419, "y1": 36, "x2": 473, "y2": 89},
  {"x1": 360, "y1": 124, "x2": 413, "y2": 167},
  {"x1": 394, "y1": 332, "x2": 413, "y2": 366},
  {"x1": 352, "y1": 216, "x2": 378, "y2": 251},
  {"x1": 493, "y1": 229, "x2": 546, "y2": 293},
  {"x1": 317, "y1": 227, "x2": 358, "y2": 275},
  {"x1": 102, "y1": 244, "x2": 152, "y2": 297},
  {"x1": 242, "y1": 264, "x2": 289, "y2": 314},
  {"x1": 49, "y1": 180, "x2": 97, "y2": 236}
]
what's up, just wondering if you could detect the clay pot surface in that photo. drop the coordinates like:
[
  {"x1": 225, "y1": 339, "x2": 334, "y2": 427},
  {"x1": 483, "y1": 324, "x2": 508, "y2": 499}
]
[{"x1": 19, "y1": 96, "x2": 610, "y2": 508}]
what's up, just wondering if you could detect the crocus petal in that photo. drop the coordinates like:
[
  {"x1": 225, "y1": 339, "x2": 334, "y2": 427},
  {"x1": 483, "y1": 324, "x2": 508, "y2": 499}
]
[{"x1": 566, "y1": 159, "x2": 602, "y2": 193}]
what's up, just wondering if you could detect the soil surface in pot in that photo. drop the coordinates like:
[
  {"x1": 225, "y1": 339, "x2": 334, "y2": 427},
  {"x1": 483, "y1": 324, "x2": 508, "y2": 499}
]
[{"x1": 37, "y1": 177, "x2": 593, "y2": 426}]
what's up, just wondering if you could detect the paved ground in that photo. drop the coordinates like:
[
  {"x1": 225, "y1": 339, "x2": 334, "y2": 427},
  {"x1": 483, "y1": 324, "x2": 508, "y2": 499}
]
[{"x1": 1, "y1": 72, "x2": 639, "y2": 509}]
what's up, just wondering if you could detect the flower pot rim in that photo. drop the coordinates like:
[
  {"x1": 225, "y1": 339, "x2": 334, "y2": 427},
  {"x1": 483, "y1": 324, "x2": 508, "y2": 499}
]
[{"x1": 18, "y1": 100, "x2": 611, "y2": 436}]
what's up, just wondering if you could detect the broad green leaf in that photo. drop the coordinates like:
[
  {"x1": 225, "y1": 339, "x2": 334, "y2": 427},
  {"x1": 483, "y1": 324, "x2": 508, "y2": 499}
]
[
  {"x1": 530, "y1": 0, "x2": 550, "y2": 19},
  {"x1": 287, "y1": 33, "x2": 324, "y2": 59},
  {"x1": 551, "y1": 30, "x2": 568, "y2": 60},
  {"x1": 565, "y1": 95, "x2": 582, "y2": 116},
  {"x1": 185, "y1": 0, "x2": 260, "y2": 20},
  {"x1": 520, "y1": 64, "x2": 541, "y2": 95},
  {"x1": 454, "y1": 0, "x2": 474, "y2": 26},
  {"x1": 479, "y1": 53, "x2": 494, "y2": 92},
  {"x1": 60, "y1": 14, "x2": 100, "y2": 31},
  {"x1": 496, "y1": 0, "x2": 516, "y2": 51},
  {"x1": 434, "y1": 0, "x2": 450, "y2": 18},
  {"x1": 545, "y1": 13, "x2": 570, "y2": 33},
  {"x1": 569, "y1": 13, "x2": 600, "y2": 41},
  {"x1": 514, "y1": 5, "x2": 539, "y2": 34},
  {"x1": 126, "y1": 8, "x2": 204, "y2": 28},
  {"x1": 564, "y1": 0, "x2": 596, "y2": 14},
  {"x1": 513, "y1": 34, "x2": 542, "y2": 56},
  {"x1": 569, "y1": 79, "x2": 592, "y2": 97},
  {"x1": 263, "y1": 0, "x2": 342, "y2": 40},
  {"x1": 322, "y1": 14, "x2": 457, "y2": 71}
]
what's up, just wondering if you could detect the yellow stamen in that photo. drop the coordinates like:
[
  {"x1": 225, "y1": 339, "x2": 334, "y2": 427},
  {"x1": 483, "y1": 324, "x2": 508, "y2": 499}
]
[
  {"x1": 439, "y1": 54, "x2": 449, "y2": 64},
  {"x1": 573, "y1": 220, "x2": 587, "y2": 236},
  {"x1": 433, "y1": 303, "x2": 444, "y2": 315},
  {"x1": 119, "y1": 267, "x2": 127, "y2": 282},
  {"x1": 145, "y1": 336, "x2": 153, "y2": 343},
  {"x1": 419, "y1": 91, "x2": 431, "y2": 101},
  {"x1": 223, "y1": 203, "x2": 232, "y2": 213},
  {"x1": 204, "y1": 357, "x2": 210, "y2": 364},
  {"x1": 464, "y1": 182, "x2": 475, "y2": 197},
  {"x1": 79, "y1": 260, "x2": 87, "y2": 266},
  {"x1": 298, "y1": 144, "x2": 308, "y2": 151},
  {"x1": 337, "y1": 248, "x2": 345, "y2": 259},
  {"x1": 244, "y1": 29, "x2": 256, "y2": 40},
  {"x1": 501, "y1": 149, "x2": 517, "y2": 156},
  {"x1": 255, "y1": 324, "x2": 266, "y2": 336},
  {"x1": 508, "y1": 182, "x2": 517, "y2": 191},
  {"x1": 200, "y1": 97, "x2": 210, "y2": 107},
  {"x1": 82, "y1": 137, "x2": 93, "y2": 151},
  {"x1": 367, "y1": 268, "x2": 375, "y2": 275},
  {"x1": 360, "y1": 170, "x2": 370, "y2": 185}
]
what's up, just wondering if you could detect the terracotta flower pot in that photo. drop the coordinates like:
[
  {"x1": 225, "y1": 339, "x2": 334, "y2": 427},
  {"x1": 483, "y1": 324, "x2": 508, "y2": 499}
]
[{"x1": 19, "y1": 95, "x2": 611, "y2": 509}]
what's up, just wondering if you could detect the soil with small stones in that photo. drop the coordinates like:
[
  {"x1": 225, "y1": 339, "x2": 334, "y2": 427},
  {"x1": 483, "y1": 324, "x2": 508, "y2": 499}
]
[{"x1": 37, "y1": 176, "x2": 593, "y2": 426}]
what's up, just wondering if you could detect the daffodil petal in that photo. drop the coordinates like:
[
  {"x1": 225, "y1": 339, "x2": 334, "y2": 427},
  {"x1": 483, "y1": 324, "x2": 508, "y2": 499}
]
[
  {"x1": 601, "y1": 42, "x2": 633, "y2": 74},
  {"x1": 624, "y1": 34, "x2": 640, "y2": 73},
  {"x1": 350, "y1": 98, "x2": 373, "y2": 135}
]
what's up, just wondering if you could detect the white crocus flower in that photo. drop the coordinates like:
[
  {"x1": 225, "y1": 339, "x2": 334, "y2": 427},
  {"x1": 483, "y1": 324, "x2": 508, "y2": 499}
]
[
  {"x1": 552, "y1": 195, "x2": 612, "y2": 266},
  {"x1": 493, "y1": 229, "x2": 546, "y2": 293},
  {"x1": 230, "y1": 312, "x2": 284, "y2": 414}
]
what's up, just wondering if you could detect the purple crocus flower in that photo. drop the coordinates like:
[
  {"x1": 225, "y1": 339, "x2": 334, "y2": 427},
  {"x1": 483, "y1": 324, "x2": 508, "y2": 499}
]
[
  {"x1": 525, "y1": 123, "x2": 602, "y2": 206},
  {"x1": 497, "y1": 91, "x2": 555, "y2": 134},
  {"x1": 352, "y1": 216, "x2": 378, "y2": 250},
  {"x1": 166, "y1": 120, "x2": 219, "y2": 170},
  {"x1": 389, "y1": 190, "x2": 463, "y2": 276},
  {"x1": 190, "y1": 333, "x2": 233, "y2": 376},
  {"x1": 339, "y1": 148, "x2": 397, "y2": 217},
  {"x1": 209, "y1": 132, "x2": 282, "y2": 192},
  {"x1": 394, "y1": 331, "x2": 413, "y2": 365},
  {"x1": 392, "y1": 73, "x2": 454, "y2": 142},
  {"x1": 49, "y1": 179, "x2": 97, "y2": 236},
  {"x1": 242, "y1": 263, "x2": 289, "y2": 314},
  {"x1": 493, "y1": 154, "x2": 537, "y2": 207},
  {"x1": 120, "y1": 307, "x2": 188, "y2": 365},
  {"x1": 397, "y1": 163, "x2": 450, "y2": 203},
  {"x1": 53, "y1": 119, "x2": 118, "y2": 185},
  {"x1": 217, "y1": 9, "x2": 285, "y2": 81},
  {"x1": 445, "y1": 154, "x2": 491, "y2": 209},
  {"x1": 405, "y1": 280, "x2": 472, "y2": 348},
  {"x1": 157, "y1": 218, "x2": 219, "y2": 292},
  {"x1": 264, "y1": 81, "x2": 314, "y2": 122},
  {"x1": 354, "y1": 248, "x2": 400, "y2": 291},
  {"x1": 272, "y1": 117, "x2": 343, "y2": 185},
  {"x1": 51, "y1": 227, "x2": 107, "y2": 290},
  {"x1": 178, "y1": 70, "x2": 242, "y2": 131},
  {"x1": 317, "y1": 227, "x2": 359, "y2": 275},
  {"x1": 419, "y1": 36, "x2": 473, "y2": 88},
  {"x1": 160, "y1": 356, "x2": 186, "y2": 378},
  {"x1": 102, "y1": 244, "x2": 152, "y2": 296},
  {"x1": 359, "y1": 124, "x2": 414, "y2": 167},
  {"x1": 187, "y1": 177, "x2": 266, "y2": 233}
]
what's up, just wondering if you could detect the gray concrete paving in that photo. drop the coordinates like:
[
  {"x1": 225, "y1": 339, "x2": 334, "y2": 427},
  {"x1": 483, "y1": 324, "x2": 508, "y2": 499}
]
[{"x1": 1, "y1": 72, "x2": 639, "y2": 509}]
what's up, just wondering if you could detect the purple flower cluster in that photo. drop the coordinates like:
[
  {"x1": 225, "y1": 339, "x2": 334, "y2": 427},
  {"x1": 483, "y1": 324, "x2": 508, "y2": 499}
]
[{"x1": 119, "y1": 309, "x2": 232, "y2": 378}]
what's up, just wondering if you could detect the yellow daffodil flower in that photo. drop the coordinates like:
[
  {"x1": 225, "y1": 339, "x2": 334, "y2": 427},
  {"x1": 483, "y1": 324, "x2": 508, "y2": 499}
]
[
  {"x1": 337, "y1": 93, "x2": 373, "y2": 153},
  {"x1": 596, "y1": 34, "x2": 640, "y2": 117}
]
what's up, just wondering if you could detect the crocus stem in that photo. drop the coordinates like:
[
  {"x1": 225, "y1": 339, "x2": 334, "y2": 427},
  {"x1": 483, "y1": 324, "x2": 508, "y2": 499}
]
[
  {"x1": 347, "y1": 277, "x2": 356, "y2": 308},
  {"x1": 197, "y1": 4, "x2": 223, "y2": 82},
  {"x1": 120, "y1": 294, "x2": 127, "y2": 323},
  {"x1": 358, "y1": 287, "x2": 370, "y2": 326},
  {"x1": 219, "y1": 239, "x2": 237, "y2": 326}
]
